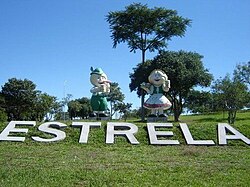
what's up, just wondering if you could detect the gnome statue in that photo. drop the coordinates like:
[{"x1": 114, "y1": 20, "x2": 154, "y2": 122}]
[
  {"x1": 141, "y1": 69, "x2": 172, "y2": 118},
  {"x1": 89, "y1": 67, "x2": 111, "y2": 118}
]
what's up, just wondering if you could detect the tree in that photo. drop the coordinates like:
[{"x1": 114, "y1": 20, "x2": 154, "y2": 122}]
[
  {"x1": 68, "y1": 97, "x2": 92, "y2": 119},
  {"x1": 1, "y1": 78, "x2": 60, "y2": 121},
  {"x1": 0, "y1": 95, "x2": 7, "y2": 122},
  {"x1": 107, "y1": 3, "x2": 191, "y2": 121},
  {"x1": 185, "y1": 90, "x2": 213, "y2": 114},
  {"x1": 212, "y1": 74, "x2": 250, "y2": 124},
  {"x1": 125, "y1": 108, "x2": 140, "y2": 119},
  {"x1": 77, "y1": 97, "x2": 92, "y2": 119},
  {"x1": 130, "y1": 50, "x2": 213, "y2": 121},
  {"x1": 1, "y1": 78, "x2": 38, "y2": 120},
  {"x1": 33, "y1": 92, "x2": 58, "y2": 121},
  {"x1": 0, "y1": 94, "x2": 5, "y2": 108},
  {"x1": 54, "y1": 105, "x2": 64, "y2": 121},
  {"x1": 46, "y1": 99, "x2": 62, "y2": 121},
  {"x1": 234, "y1": 61, "x2": 250, "y2": 86},
  {"x1": 68, "y1": 100, "x2": 82, "y2": 120},
  {"x1": 107, "y1": 82, "x2": 125, "y2": 118},
  {"x1": 0, "y1": 108, "x2": 7, "y2": 123},
  {"x1": 115, "y1": 102, "x2": 132, "y2": 121}
]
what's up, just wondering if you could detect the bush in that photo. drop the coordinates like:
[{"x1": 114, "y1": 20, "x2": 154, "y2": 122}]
[{"x1": 0, "y1": 109, "x2": 7, "y2": 122}]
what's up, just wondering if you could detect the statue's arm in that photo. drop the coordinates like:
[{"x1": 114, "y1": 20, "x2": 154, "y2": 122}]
[
  {"x1": 90, "y1": 86, "x2": 101, "y2": 93},
  {"x1": 141, "y1": 83, "x2": 151, "y2": 94},
  {"x1": 162, "y1": 80, "x2": 170, "y2": 92}
]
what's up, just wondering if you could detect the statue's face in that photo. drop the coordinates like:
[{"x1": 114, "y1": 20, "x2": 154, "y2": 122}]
[
  {"x1": 90, "y1": 73, "x2": 107, "y2": 87},
  {"x1": 149, "y1": 70, "x2": 166, "y2": 86}
]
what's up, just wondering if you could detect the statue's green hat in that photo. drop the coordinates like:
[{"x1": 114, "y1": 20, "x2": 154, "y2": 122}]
[{"x1": 90, "y1": 67, "x2": 104, "y2": 75}]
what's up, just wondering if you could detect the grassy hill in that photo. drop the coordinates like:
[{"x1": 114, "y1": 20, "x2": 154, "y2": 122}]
[{"x1": 0, "y1": 111, "x2": 249, "y2": 186}]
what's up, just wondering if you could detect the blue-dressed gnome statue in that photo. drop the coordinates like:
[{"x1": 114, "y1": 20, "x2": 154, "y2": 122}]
[
  {"x1": 89, "y1": 67, "x2": 111, "y2": 118},
  {"x1": 141, "y1": 69, "x2": 172, "y2": 117}
]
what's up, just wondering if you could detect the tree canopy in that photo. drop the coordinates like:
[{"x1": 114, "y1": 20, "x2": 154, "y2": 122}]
[
  {"x1": 106, "y1": 3, "x2": 191, "y2": 62},
  {"x1": 68, "y1": 97, "x2": 92, "y2": 120},
  {"x1": 212, "y1": 74, "x2": 250, "y2": 124},
  {"x1": 107, "y1": 82, "x2": 125, "y2": 118},
  {"x1": 1, "y1": 78, "x2": 60, "y2": 121},
  {"x1": 185, "y1": 90, "x2": 213, "y2": 114},
  {"x1": 1, "y1": 78, "x2": 38, "y2": 120},
  {"x1": 107, "y1": 3, "x2": 191, "y2": 121},
  {"x1": 234, "y1": 61, "x2": 250, "y2": 86},
  {"x1": 33, "y1": 92, "x2": 58, "y2": 121}
]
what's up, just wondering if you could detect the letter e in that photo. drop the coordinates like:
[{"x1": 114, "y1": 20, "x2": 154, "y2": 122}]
[
  {"x1": 0, "y1": 121, "x2": 36, "y2": 142},
  {"x1": 147, "y1": 123, "x2": 179, "y2": 145}
]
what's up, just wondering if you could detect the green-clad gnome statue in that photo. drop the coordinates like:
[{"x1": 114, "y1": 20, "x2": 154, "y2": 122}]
[
  {"x1": 89, "y1": 67, "x2": 111, "y2": 119},
  {"x1": 141, "y1": 69, "x2": 172, "y2": 121}
]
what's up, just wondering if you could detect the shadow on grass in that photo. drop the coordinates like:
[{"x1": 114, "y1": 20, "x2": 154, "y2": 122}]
[
  {"x1": 194, "y1": 116, "x2": 250, "y2": 123},
  {"x1": 236, "y1": 116, "x2": 250, "y2": 121},
  {"x1": 195, "y1": 117, "x2": 226, "y2": 123},
  {"x1": 130, "y1": 119, "x2": 176, "y2": 123}
]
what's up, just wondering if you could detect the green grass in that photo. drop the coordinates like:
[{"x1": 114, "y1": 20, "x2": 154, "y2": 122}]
[{"x1": 0, "y1": 111, "x2": 250, "y2": 186}]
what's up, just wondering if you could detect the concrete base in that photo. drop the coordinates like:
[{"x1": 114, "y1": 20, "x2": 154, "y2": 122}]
[
  {"x1": 89, "y1": 112, "x2": 110, "y2": 121},
  {"x1": 147, "y1": 116, "x2": 168, "y2": 122},
  {"x1": 88, "y1": 117, "x2": 97, "y2": 121},
  {"x1": 97, "y1": 117, "x2": 110, "y2": 121},
  {"x1": 88, "y1": 116, "x2": 110, "y2": 121}
]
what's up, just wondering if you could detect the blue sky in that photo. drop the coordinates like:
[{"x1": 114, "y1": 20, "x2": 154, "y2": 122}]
[{"x1": 0, "y1": 0, "x2": 249, "y2": 109}]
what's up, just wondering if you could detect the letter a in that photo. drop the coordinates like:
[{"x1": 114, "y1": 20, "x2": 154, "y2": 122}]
[{"x1": 218, "y1": 123, "x2": 250, "y2": 145}]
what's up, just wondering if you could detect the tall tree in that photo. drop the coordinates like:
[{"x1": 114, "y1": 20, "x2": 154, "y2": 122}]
[
  {"x1": 107, "y1": 3, "x2": 191, "y2": 121},
  {"x1": 77, "y1": 97, "x2": 92, "y2": 119},
  {"x1": 185, "y1": 90, "x2": 213, "y2": 114},
  {"x1": 107, "y1": 82, "x2": 125, "y2": 118},
  {"x1": 46, "y1": 99, "x2": 62, "y2": 121},
  {"x1": 234, "y1": 61, "x2": 250, "y2": 86},
  {"x1": 212, "y1": 74, "x2": 250, "y2": 124},
  {"x1": 68, "y1": 100, "x2": 82, "y2": 120},
  {"x1": 0, "y1": 94, "x2": 5, "y2": 111},
  {"x1": 1, "y1": 78, "x2": 38, "y2": 120},
  {"x1": 33, "y1": 92, "x2": 58, "y2": 121},
  {"x1": 0, "y1": 94, "x2": 7, "y2": 122},
  {"x1": 68, "y1": 97, "x2": 92, "y2": 119},
  {"x1": 130, "y1": 50, "x2": 212, "y2": 121},
  {"x1": 115, "y1": 102, "x2": 132, "y2": 121}
]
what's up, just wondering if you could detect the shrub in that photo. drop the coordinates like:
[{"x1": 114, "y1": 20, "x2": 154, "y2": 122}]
[{"x1": 0, "y1": 109, "x2": 7, "y2": 122}]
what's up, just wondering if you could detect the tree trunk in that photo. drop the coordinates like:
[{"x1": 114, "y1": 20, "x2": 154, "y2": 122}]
[
  {"x1": 140, "y1": 90, "x2": 145, "y2": 121},
  {"x1": 142, "y1": 49, "x2": 145, "y2": 65},
  {"x1": 140, "y1": 49, "x2": 146, "y2": 122},
  {"x1": 228, "y1": 111, "x2": 232, "y2": 124},
  {"x1": 171, "y1": 94, "x2": 181, "y2": 122},
  {"x1": 173, "y1": 98, "x2": 179, "y2": 122},
  {"x1": 110, "y1": 102, "x2": 113, "y2": 119},
  {"x1": 228, "y1": 110, "x2": 237, "y2": 124},
  {"x1": 174, "y1": 109, "x2": 181, "y2": 122},
  {"x1": 174, "y1": 110, "x2": 179, "y2": 122}
]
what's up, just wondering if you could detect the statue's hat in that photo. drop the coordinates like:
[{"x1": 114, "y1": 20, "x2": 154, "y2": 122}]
[{"x1": 90, "y1": 67, "x2": 104, "y2": 75}]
